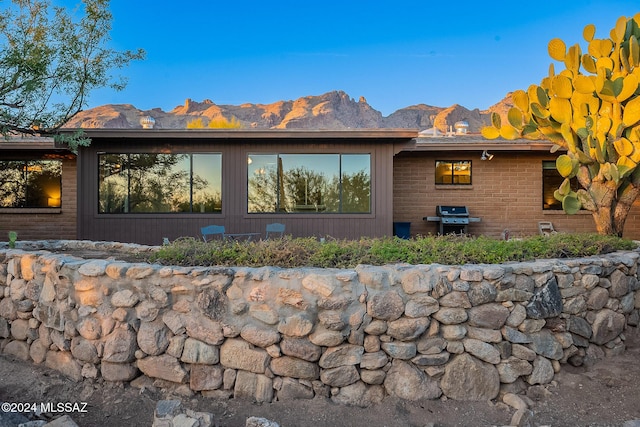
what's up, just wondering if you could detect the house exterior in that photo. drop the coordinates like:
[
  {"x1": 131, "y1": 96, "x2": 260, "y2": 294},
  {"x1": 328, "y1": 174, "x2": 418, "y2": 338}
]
[
  {"x1": 3, "y1": 129, "x2": 640, "y2": 245},
  {"x1": 394, "y1": 135, "x2": 640, "y2": 239},
  {"x1": 71, "y1": 129, "x2": 416, "y2": 245},
  {"x1": 0, "y1": 137, "x2": 77, "y2": 241}
]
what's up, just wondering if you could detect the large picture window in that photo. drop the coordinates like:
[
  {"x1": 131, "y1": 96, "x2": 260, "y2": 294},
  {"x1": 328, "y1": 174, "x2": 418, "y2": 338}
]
[
  {"x1": 247, "y1": 153, "x2": 371, "y2": 213},
  {"x1": 543, "y1": 161, "x2": 581, "y2": 210},
  {"x1": 98, "y1": 153, "x2": 222, "y2": 213},
  {"x1": 0, "y1": 160, "x2": 62, "y2": 208},
  {"x1": 435, "y1": 160, "x2": 471, "y2": 185}
]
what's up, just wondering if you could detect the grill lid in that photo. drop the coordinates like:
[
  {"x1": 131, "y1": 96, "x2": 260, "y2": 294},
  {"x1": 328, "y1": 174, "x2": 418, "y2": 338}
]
[{"x1": 437, "y1": 205, "x2": 469, "y2": 217}]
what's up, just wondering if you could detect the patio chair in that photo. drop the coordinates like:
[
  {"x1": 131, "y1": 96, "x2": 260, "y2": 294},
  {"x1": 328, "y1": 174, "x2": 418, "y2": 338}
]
[
  {"x1": 538, "y1": 221, "x2": 556, "y2": 236},
  {"x1": 265, "y1": 223, "x2": 285, "y2": 239},
  {"x1": 201, "y1": 225, "x2": 225, "y2": 242}
]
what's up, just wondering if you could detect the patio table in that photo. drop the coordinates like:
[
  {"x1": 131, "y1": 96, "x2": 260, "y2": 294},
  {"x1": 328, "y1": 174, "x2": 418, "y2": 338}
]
[{"x1": 224, "y1": 232, "x2": 261, "y2": 242}]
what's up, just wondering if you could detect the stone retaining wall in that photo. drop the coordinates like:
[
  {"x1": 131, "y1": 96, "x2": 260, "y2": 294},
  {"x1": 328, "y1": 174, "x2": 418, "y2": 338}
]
[{"x1": 1, "y1": 241, "x2": 639, "y2": 406}]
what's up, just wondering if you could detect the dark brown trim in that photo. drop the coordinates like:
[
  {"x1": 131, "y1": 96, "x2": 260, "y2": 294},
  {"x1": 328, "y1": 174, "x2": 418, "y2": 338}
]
[
  {"x1": 62, "y1": 128, "x2": 419, "y2": 140},
  {"x1": 408, "y1": 140, "x2": 555, "y2": 152}
]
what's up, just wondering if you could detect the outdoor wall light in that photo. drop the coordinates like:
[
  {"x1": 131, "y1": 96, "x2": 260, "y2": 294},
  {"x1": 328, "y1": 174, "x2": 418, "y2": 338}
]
[{"x1": 481, "y1": 150, "x2": 494, "y2": 161}]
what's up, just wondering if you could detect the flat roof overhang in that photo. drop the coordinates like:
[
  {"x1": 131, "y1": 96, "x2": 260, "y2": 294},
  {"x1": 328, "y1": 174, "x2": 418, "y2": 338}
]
[
  {"x1": 401, "y1": 136, "x2": 556, "y2": 153},
  {"x1": 60, "y1": 128, "x2": 420, "y2": 141},
  {"x1": 0, "y1": 137, "x2": 74, "y2": 155}
]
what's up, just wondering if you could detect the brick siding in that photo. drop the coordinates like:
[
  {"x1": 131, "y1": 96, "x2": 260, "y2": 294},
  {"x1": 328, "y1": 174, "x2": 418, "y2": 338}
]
[{"x1": 393, "y1": 152, "x2": 640, "y2": 240}]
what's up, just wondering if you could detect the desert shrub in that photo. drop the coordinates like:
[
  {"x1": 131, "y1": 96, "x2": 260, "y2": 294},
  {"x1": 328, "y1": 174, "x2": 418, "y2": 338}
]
[{"x1": 148, "y1": 233, "x2": 637, "y2": 268}]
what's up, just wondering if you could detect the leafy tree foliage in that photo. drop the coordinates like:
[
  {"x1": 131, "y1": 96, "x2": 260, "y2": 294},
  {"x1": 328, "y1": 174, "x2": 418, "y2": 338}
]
[
  {"x1": 482, "y1": 14, "x2": 640, "y2": 236},
  {"x1": 0, "y1": 0, "x2": 145, "y2": 148}
]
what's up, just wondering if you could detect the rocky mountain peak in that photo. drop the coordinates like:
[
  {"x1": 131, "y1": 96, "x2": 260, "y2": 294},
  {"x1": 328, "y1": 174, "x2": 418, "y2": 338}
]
[{"x1": 64, "y1": 90, "x2": 510, "y2": 132}]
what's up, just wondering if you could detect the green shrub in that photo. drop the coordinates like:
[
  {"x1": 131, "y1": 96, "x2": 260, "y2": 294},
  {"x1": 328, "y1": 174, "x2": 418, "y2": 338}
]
[
  {"x1": 148, "y1": 233, "x2": 637, "y2": 268},
  {"x1": 8, "y1": 231, "x2": 17, "y2": 249}
]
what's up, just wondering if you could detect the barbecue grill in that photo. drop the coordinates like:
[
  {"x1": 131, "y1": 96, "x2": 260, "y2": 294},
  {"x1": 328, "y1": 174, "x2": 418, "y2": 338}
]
[{"x1": 424, "y1": 205, "x2": 481, "y2": 235}]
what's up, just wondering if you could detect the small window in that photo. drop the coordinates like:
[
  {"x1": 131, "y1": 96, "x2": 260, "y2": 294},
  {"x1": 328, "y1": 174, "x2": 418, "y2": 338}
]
[
  {"x1": 0, "y1": 160, "x2": 62, "y2": 208},
  {"x1": 435, "y1": 160, "x2": 471, "y2": 185},
  {"x1": 542, "y1": 161, "x2": 580, "y2": 210}
]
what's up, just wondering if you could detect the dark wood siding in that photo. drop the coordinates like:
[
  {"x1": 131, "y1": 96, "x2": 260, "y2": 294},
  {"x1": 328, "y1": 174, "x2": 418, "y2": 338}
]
[{"x1": 78, "y1": 137, "x2": 397, "y2": 245}]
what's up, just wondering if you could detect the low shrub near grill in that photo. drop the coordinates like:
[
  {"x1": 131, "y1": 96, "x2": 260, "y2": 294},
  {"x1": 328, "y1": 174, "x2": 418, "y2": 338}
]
[{"x1": 148, "y1": 233, "x2": 637, "y2": 268}]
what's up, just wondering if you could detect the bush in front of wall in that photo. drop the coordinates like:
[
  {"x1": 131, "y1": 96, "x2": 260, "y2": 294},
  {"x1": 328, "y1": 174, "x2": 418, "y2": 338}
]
[
  {"x1": 148, "y1": 233, "x2": 637, "y2": 268},
  {"x1": 8, "y1": 231, "x2": 17, "y2": 249}
]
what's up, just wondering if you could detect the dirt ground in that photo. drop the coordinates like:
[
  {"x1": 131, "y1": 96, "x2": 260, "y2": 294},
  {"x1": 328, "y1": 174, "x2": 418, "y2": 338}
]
[{"x1": 0, "y1": 328, "x2": 639, "y2": 427}]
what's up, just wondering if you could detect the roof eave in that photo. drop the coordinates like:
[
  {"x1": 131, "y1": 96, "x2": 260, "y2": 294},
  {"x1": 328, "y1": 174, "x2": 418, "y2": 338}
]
[
  {"x1": 60, "y1": 128, "x2": 420, "y2": 140},
  {"x1": 405, "y1": 137, "x2": 556, "y2": 152},
  {"x1": 0, "y1": 136, "x2": 71, "y2": 152}
]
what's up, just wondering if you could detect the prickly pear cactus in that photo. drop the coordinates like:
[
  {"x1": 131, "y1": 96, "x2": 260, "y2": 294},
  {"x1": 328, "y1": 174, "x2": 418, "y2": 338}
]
[{"x1": 482, "y1": 14, "x2": 640, "y2": 236}]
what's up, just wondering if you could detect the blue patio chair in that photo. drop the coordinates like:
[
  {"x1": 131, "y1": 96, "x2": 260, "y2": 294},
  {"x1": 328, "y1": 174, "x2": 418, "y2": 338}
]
[
  {"x1": 201, "y1": 225, "x2": 225, "y2": 242},
  {"x1": 265, "y1": 223, "x2": 285, "y2": 239}
]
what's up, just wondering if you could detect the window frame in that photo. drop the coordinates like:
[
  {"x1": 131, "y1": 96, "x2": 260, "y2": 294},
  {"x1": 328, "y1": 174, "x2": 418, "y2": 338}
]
[
  {"x1": 0, "y1": 159, "x2": 62, "y2": 209},
  {"x1": 542, "y1": 160, "x2": 582, "y2": 211},
  {"x1": 435, "y1": 160, "x2": 472, "y2": 185},
  {"x1": 246, "y1": 152, "x2": 372, "y2": 214},
  {"x1": 97, "y1": 152, "x2": 223, "y2": 214}
]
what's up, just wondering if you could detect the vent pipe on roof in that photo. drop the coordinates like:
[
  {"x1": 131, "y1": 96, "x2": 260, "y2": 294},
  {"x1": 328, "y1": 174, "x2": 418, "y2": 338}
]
[
  {"x1": 454, "y1": 120, "x2": 469, "y2": 134},
  {"x1": 140, "y1": 116, "x2": 156, "y2": 129}
]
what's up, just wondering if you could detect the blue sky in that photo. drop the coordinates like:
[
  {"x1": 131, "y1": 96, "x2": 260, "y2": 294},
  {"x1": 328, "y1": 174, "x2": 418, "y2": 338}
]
[{"x1": 83, "y1": 1, "x2": 639, "y2": 116}]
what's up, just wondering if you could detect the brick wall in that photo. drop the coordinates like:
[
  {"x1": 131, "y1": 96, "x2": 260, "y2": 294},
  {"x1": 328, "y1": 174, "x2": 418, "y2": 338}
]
[
  {"x1": 393, "y1": 152, "x2": 640, "y2": 240},
  {"x1": 0, "y1": 158, "x2": 77, "y2": 241}
]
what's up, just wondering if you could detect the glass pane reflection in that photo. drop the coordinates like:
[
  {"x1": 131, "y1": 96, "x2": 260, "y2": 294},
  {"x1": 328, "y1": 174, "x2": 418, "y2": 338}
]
[
  {"x1": 98, "y1": 153, "x2": 222, "y2": 213},
  {"x1": 0, "y1": 160, "x2": 62, "y2": 208},
  {"x1": 247, "y1": 153, "x2": 371, "y2": 214}
]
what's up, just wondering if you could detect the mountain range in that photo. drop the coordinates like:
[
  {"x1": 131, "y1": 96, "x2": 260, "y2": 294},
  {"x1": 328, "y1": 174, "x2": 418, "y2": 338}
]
[{"x1": 64, "y1": 90, "x2": 513, "y2": 133}]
